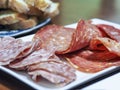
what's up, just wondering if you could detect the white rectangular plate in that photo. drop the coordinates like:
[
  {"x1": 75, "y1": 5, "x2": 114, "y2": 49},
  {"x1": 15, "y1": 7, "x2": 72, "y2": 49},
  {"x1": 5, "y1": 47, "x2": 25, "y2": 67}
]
[{"x1": 0, "y1": 18, "x2": 119, "y2": 90}]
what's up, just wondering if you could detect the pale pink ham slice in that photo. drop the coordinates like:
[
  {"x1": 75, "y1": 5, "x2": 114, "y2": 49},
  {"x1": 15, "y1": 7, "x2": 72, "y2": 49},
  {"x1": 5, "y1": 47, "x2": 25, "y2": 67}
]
[
  {"x1": 9, "y1": 43, "x2": 76, "y2": 85},
  {"x1": 9, "y1": 44, "x2": 58, "y2": 70},
  {"x1": 0, "y1": 36, "x2": 39, "y2": 65},
  {"x1": 28, "y1": 60, "x2": 76, "y2": 86}
]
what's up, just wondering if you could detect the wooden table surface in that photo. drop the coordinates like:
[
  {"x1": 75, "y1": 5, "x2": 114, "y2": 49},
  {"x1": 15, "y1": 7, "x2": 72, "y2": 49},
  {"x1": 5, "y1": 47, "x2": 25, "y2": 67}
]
[{"x1": 1, "y1": 0, "x2": 120, "y2": 90}]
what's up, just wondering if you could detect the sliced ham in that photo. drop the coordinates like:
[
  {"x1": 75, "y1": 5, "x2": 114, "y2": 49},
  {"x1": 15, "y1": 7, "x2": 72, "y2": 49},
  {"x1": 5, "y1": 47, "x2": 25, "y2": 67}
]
[
  {"x1": 9, "y1": 42, "x2": 76, "y2": 85},
  {"x1": 9, "y1": 45, "x2": 57, "y2": 70},
  {"x1": 9, "y1": 46, "x2": 76, "y2": 85},
  {"x1": 28, "y1": 60, "x2": 76, "y2": 86},
  {"x1": 0, "y1": 36, "x2": 39, "y2": 65}
]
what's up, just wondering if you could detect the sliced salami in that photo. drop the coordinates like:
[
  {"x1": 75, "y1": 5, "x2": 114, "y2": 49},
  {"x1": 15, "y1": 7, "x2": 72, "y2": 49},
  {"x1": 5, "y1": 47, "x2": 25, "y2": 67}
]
[
  {"x1": 90, "y1": 37, "x2": 120, "y2": 56},
  {"x1": 34, "y1": 20, "x2": 102, "y2": 54},
  {"x1": 64, "y1": 54, "x2": 120, "y2": 73},
  {"x1": 34, "y1": 25, "x2": 74, "y2": 54},
  {"x1": 97, "y1": 24, "x2": 120, "y2": 42},
  {"x1": 71, "y1": 49, "x2": 118, "y2": 61}
]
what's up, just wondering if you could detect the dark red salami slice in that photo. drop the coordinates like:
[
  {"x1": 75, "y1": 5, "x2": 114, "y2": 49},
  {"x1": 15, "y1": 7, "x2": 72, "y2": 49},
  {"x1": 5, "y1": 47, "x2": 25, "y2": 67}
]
[
  {"x1": 90, "y1": 37, "x2": 120, "y2": 56},
  {"x1": 73, "y1": 49, "x2": 117, "y2": 61},
  {"x1": 64, "y1": 54, "x2": 120, "y2": 73},
  {"x1": 61, "y1": 19, "x2": 103, "y2": 54},
  {"x1": 89, "y1": 38, "x2": 108, "y2": 51},
  {"x1": 97, "y1": 24, "x2": 120, "y2": 42}
]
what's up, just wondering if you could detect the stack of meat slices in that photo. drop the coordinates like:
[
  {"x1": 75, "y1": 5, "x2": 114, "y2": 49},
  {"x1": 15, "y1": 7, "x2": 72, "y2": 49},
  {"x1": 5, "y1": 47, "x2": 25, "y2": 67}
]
[
  {"x1": 0, "y1": 36, "x2": 76, "y2": 86},
  {"x1": 0, "y1": 36, "x2": 39, "y2": 65},
  {"x1": 1, "y1": 18, "x2": 120, "y2": 86},
  {"x1": 34, "y1": 19, "x2": 120, "y2": 73}
]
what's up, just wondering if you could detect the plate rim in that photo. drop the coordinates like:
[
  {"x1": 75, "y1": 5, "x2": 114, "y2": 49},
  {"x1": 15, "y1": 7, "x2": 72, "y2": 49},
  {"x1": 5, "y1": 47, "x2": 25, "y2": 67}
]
[{"x1": 0, "y1": 18, "x2": 51, "y2": 37}]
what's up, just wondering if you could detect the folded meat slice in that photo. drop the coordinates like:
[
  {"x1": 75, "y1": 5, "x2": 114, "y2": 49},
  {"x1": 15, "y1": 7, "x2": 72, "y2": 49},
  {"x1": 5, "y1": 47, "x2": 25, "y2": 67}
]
[
  {"x1": 34, "y1": 19, "x2": 102, "y2": 54},
  {"x1": 97, "y1": 24, "x2": 120, "y2": 42},
  {"x1": 28, "y1": 60, "x2": 76, "y2": 86},
  {"x1": 9, "y1": 44, "x2": 76, "y2": 85},
  {"x1": 74, "y1": 19, "x2": 103, "y2": 50},
  {"x1": 9, "y1": 44, "x2": 57, "y2": 70},
  {"x1": 0, "y1": 36, "x2": 39, "y2": 65},
  {"x1": 90, "y1": 37, "x2": 120, "y2": 56},
  {"x1": 9, "y1": 42, "x2": 76, "y2": 85},
  {"x1": 89, "y1": 37, "x2": 108, "y2": 51}
]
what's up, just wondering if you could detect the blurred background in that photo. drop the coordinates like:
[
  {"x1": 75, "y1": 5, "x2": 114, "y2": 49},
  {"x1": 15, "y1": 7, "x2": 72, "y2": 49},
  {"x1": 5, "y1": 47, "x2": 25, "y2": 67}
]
[{"x1": 52, "y1": 0, "x2": 120, "y2": 25}]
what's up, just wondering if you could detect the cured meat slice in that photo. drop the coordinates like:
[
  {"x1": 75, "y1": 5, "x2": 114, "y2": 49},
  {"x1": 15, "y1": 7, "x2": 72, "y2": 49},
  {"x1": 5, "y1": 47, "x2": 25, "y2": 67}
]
[
  {"x1": 76, "y1": 19, "x2": 103, "y2": 47},
  {"x1": 34, "y1": 19, "x2": 102, "y2": 54},
  {"x1": 28, "y1": 60, "x2": 76, "y2": 86},
  {"x1": 9, "y1": 41, "x2": 76, "y2": 85},
  {"x1": 90, "y1": 37, "x2": 120, "y2": 56},
  {"x1": 34, "y1": 25, "x2": 74, "y2": 54},
  {"x1": 29, "y1": 70, "x2": 69, "y2": 85},
  {"x1": 60, "y1": 19, "x2": 103, "y2": 54},
  {"x1": 9, "y1": 45, "x2": 57, "y2": 70},
  {"x1": 73, "y1": 49, "x2": 117, "y2": 61},
  {"x1": 97, "y1": 24, "x2": 120, "y2": 42},
  {"x1": 89, "y1": 38, "x2": 107, "y2": 51},
  {"x1": 64, "y1": 54, "x2": 120, "y2": 73},
  {"x1": 0, "y1": 36, "x2": 39, "y2": 65}
]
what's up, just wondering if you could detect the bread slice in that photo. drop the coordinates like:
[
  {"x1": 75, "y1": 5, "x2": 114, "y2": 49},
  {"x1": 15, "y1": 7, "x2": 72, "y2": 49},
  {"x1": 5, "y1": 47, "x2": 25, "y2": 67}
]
[
  {"x1": 24, "y1": 0, "x2": 49, "y2": 11},
  {"x1": 0, "y1": 10, "x2": 27, "y2": 25},
  {"x1": 24, "y1": 0, "x2": 36, "y2": 6},
  {"x1": 0, "y1": 0, "x2": 8, "y2": 8},
  {"x1": 25, "y1": 0, "x2": 59, "y2": 17},
  {"x1": 35, "y1": 0, "x2": 50, "y2": 11},
  {"x1": 8, "y1": 0, "x2": 30, "y2": 13},
  {"x1": 7, "y1": 0, "x2": 59, "y2": 17},
  {"x1": 8, "y1": 16, "x2": 38, "y2": 30},
  {"x1": 44, "y1": 2, "x2": 59, "y2": 17}
]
